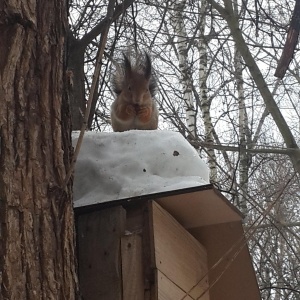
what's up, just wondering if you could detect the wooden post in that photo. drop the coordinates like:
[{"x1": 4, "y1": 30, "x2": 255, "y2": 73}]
[
  {"x1": 77, "y1": 206, "x2": 126, "y2": 300},
  {"x1": 121, "y1": 234, "x2": 144, "y2": 300}
]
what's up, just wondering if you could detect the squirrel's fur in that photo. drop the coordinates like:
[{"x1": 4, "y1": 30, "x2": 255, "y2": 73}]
[{"x1": 110, "y1": 52, "x2": 159, "y2": 132}]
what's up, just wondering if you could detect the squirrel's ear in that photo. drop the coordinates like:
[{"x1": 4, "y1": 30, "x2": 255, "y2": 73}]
[
  {"x1": 123, "y1": 53, "x2": 132, "y2": 76},
  {"x1": 144, "y1": 53, "x2": 152, "y2": 80}
]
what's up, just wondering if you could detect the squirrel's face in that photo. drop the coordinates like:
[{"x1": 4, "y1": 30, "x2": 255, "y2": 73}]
[{"x1": 123, "y1": 72, "x2": 151, "y2": 105}]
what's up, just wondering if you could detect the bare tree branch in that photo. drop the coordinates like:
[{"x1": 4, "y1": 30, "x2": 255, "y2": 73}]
[{"x1": 275, "y1": 0, "x2": 300, "y2": 79}]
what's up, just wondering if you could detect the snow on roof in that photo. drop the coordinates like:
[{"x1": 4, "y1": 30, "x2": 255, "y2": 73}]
[{"x1": 73, "y1": 130, "x2": 209, "y2": 207}]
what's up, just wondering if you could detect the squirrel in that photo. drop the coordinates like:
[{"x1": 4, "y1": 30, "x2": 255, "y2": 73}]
[{"x1": 110, "y1": 52, "x2": 159, "y2": 132}]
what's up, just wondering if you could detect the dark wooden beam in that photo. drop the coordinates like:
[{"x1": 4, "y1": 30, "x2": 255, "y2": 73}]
[{"x1": 77, "y1": 206, "x2": 126, "y2": 300}]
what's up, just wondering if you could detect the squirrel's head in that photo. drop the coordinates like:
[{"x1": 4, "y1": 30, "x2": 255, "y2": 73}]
[{"x1": 112, "y1": 52, "x2": 156, "y2": 106}]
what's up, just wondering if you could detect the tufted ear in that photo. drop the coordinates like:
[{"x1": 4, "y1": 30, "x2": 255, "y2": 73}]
[
  {"x1": 144, "y1": 52, "x2": 152, "y2": 80},
  {"x1": 123, "y1": 53, "x2": 132, "y2": 77},
  {"x1": 144, "y1": 53, "x2": 157, "y2": 97}
]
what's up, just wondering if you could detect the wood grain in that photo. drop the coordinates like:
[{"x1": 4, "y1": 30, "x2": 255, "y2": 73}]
[
  {"x1": 150, "y1": 201, "x2": 209, "y2": 299},
  {"x1": 77, "y1": 206, "x2": 126, "y2": 300},
  {"x1": 121, "y1": 234, "x2": 144, "y2": 300}
]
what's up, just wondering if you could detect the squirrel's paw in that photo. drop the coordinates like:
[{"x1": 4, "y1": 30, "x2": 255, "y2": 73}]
[
  {"x1": 125, "y1": 104, "x2": 137, "y2": 117},
  {"x1": 137, "y1": 106, "x2": 152, "y2": 123}
]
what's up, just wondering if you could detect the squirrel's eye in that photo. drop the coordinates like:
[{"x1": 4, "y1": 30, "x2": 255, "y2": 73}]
[{"x1": 128, "y1": 86, "x2": 131, "y2": 91}]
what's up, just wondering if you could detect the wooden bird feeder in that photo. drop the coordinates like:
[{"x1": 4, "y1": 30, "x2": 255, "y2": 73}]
[{"x1": 75, "y1": 184, "x2": 261, "y2": 300}]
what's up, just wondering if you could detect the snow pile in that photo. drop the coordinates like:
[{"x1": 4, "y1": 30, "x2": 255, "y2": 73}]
[{"x1": 73, "y1": 130, "x2": 209, "y2": 207}]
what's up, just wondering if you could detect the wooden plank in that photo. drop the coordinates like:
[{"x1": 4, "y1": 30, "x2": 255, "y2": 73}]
[
  {"x1": 121, "y1": 234, "x2": 144, "y2": 300},
  {"x1": 156, "y1": 188, "x2": 242, "y2": 229},
  {"x1": 77, "y1": 206, "x2": 126, "y2": 300},
  {"x1": 157, "y1": 270, "x2": 194, "y2": 300},
  {"x1": 190, "y1": 222, "x2": 261, "y2": 300},
  {"x1": 150, "y1": 201, "x2": 209, "y2": 299},
  {"x1": 125, "y1": 205, "x2": 144, "y2": 234},
  {"x1": 143, "y1": 202, "x2": 157, "y2": 300},
  {"x1": 125, "y1": 203, "x2": 156, "y2": 299}
]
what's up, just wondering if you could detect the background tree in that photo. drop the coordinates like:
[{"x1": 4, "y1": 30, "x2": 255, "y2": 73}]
[
  {"x1": 0, "y1": 0, "x2": 78, "y2": 298},
  {"x1": 68, "y1": 0, "x2": 300, "y2": 299},
  {"x1": 67, "y1": 0, "x2": 134, "y2": 129}
]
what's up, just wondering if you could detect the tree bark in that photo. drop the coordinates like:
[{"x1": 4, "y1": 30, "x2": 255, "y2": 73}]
[
  {"x1": 197, "y1": 0, "x2": 218, "y2": 182},
  {"x1": 234, "y1": 46, "x2": 250, "y2": 215},
  {"x1": 0, "y1": 0, "x2": 78, "y2": 299},
  {"x1": 170, "y1": 0, "x2": 197, "y2": 137},
  {"x1": 68, "y1": 35, "x2": 86, "y2": 131}
]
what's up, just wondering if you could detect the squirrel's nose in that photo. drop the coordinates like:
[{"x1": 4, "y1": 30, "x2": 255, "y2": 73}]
[{"x1": 132, "y1": 96, "x2": 142, "y2": 105}]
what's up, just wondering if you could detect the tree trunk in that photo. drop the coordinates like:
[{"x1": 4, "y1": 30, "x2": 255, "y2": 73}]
[
  {"x1": 68, "y1": 36, "x2": 86, "y2": 130},
  {"x1": 0, "y1": 1, "x2": 78, "y2": 299},
  {"x1": 197, "y1": 0, "x2": 218, "y2": 182},
  {"x1": 170, "y1": 0, "x2": 197, "y2": 137}
]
